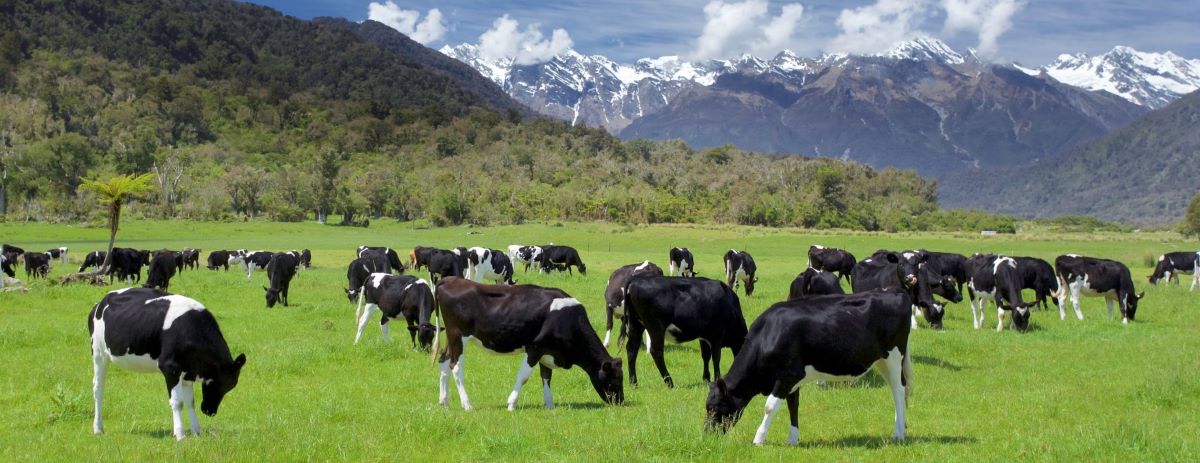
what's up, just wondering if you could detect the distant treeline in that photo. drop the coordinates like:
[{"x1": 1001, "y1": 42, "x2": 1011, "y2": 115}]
[{"x1": 0, "y1": 0, "x2": 1020, "y2": 233}]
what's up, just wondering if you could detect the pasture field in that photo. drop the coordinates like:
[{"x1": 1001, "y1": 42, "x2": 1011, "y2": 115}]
[{"x1": 1, "y1": 220, "x2": 1198, "y2": 462}]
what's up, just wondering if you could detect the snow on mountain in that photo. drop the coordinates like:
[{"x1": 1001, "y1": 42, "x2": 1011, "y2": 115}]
[
  {"x1": 1036, "y1": 46, "x2": 1200, "y2": 109},
  {"x1": 881, "y1": 37, "x2": 967, "y2": 65}
]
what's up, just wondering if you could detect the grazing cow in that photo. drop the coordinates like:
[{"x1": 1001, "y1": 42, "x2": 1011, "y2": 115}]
[
  {"x1": 807, "y1": 245, "x2": 856, "y2": 283},
  {"x1": 409, "y1": 246, "x2": 439, "y2": 271},
  {"x1": 623, "y1": 276, "x2": 747, "y2": 387},
  {"x1": 1013, "y1": 256, "x2": 1059, "y2": 310},
  {"x1": 1147, "y1": 251, "x2": 1198, "y2": 289},
  {"x1": 263, "y1": 253, "x2": 297, "y2": 308},
  {"x1": 79, "y1": 251, "x2": 108, "y2": 272},
  {"x1": 88, "y1": 288, "x2": 246, "y2": 440},
  {"x1": 23, "y1": 252, "x2": 52, "y2": 279},
  {"x1": 46, "y1": 246, "x2": 69, "y2": 265},
  {"x1": 143, "y1": 251, "x2": 179, "y2": 291},
  {"x1": 181, "y1": 248, "x2": 200, "y2": 271},
  {"x1": 967, "y1": 256, "x2": 1034, "y2": 332},
  {"x1": 905, "y1": 250, "x2": 969, "y2": 296},
  {"x1": 107, "y1": 248, "x2": 151, "y2": 282},
  {"x1": 852, "y1": 252, "x2": 945, "y2": 329},
  {"x1": 668, "y1": 247, "x2": 695, "y2": 277},
  {"x1": 434, "y1": 278, "x2": 624, "y2": 411},
  {"x1": 352, "y1": 273, "x2": 436, "y2": 349},
  {"x1": 427, "y1": 249, "x2": 467, "y2": 283},
  {"x1": 205, "y1": 250, "x2": 239, "y2": 271},
  {"x1": 466, "y1": 247, "x2": 515, "y2": 284},
  {"x1": 2, "y1": 243, "x2": 24, "y2": 256},
  {"x1": 788, "y1": 268, "x2": 845, "y2": 300},
  {"x1": 601, "y1": 261, "x2": 664, "y2": 348},
  {"x1": 1, "y1": 252, "x2": 14, "y2": 279},
  {"x1": 704, "y1": 290, "x2": 913, "y2": 445},
  {"x1": 724, "y1": 250, "x2": 758, "y2": 296},
  {"x1": 345, "y1": 252, "x2": 395, "y2": 303},
  {"x1": 514, "y1": 245, "x2": 542, "y2": 273},
  {"x1": 357, "y1": 246, "x2": 404, "y2": 273},
  {"x1": 1055, "y1": 255, "x2": 1143, "y2": 323},
  {"x1": 242, "y1": 251, "x2": 273, "y2": 279},
  {"x1": 298, "y1": 249, "x2": 312, "y2": 269},
  {"x1": 535, "y1": 245, "x2": 586, "y2": 275}
]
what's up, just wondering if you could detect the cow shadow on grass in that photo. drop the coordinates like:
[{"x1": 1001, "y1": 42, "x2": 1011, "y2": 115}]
[
  {"x1": 797, "y1": 434, "x2": 976, "y2": 449},
  {"x1": 913, "y1": 355, "x2": 963, "y2": 371}
]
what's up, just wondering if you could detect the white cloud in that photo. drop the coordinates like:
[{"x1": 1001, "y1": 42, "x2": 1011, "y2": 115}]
[
  {"x1": 477, "y1": 15, "x2": 573, "y2": 66},
  {"x1": 691, "y1": 1, "x2": 806, "y2": 60},
  {"x1": 367, "y1": 1, "x2": 446, "y2": 45},
  {"x1": 827, "y1": 0, "x2": 930, "y2": 55},
  {"x1": 941, "y1": 0, "x2": 1025, "y2": 58}
]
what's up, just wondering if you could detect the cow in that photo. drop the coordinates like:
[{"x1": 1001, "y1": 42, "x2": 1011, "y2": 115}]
[
  {"x1": 514, "y1": 245, "x2": 542, "y2": 273},
  {"x1": 79, "y1": 251, "x2": 108, "y2": 273},
  {"x1": 703, "y1": 290, "x2": 913, "y2": 445},
  {"x1": 107, "y1": 248, "x2": 151, "y2": 282},
  {"x1": 205, "y1": 250, "x2": 240, "y2": 271},
  {"x1": 181, "y1": 248, "x2": 200, "y2": 271},
  {"x1": 1055, "y1": 255, "x2": 1143, "y2": 324},
  {"x1": 346, "y1": 252, "x2": 394, "y2": 304},
  {"x1": 788, "y1": 268, "x2": 845, "y2": 300},
  {"x1": 23, "y1": 252, "x2": 51, "y2": 279},
  {"x1": 298, "y1": 249, "x2": 312, "y2": 270},
  {"x1": 433, "y1": 277, "x2": 624, "y2": 411},
  {"x1": 409, "y1": 246, "x2": 439, "y2": 271},
  {"x1": 967, "y1": 256, "x2": 1034, "y2": 332},
  {"x1": 601, "y1": 261, "x2": 664, "y2": 348},
  {"x1": 263, "y1": 253, "x2": 298, "y2": 308},
  {"x1": 357, "y1": 246, "x2": 404, "y2": 273},
  {"x1": 905, "y1": 250, "x2": 969, "y2": 296},
  {"x1": 46, "y1": 246, "x2": 69, "y2": 265},
  {"x1": 852, "y1": 252, "x2": 945, "y2": 329},
  {"x1": 352, "y1": 273, "x2": 436, "y2": 349},
  {"x1": 466, "y1": 247, "x2": 515, "y2": 285},
  {"x1": 535, "y1": 245, "x2": 586, "y2": 275},
  {"x1": 143, "y1": 251, "x2": 179, "y2": 291},
  {"x1": 88, "y1": 288, "x2": 246, "y2": 440},
  {"x1": 1013, "y1": 256, "x2": 1059, "y2": 310},
  {"x1": 623, "y1": 276, "x2": 747, "y2": 388},
  {"x1": 807, "y1": 245, "x2": 856, "y2": 284},
  {"x1": 242, "y1": 251, "x2": 273, "y2": 279},
  {"x1": 1147, "y1": 251, "x2": 1198, "y2": 289},
  {"x1": 723, "y1": 250, "x2": 758, "y2": 296},
  {"x1": 668, "y1": 247, "x2": 695, "y2": 277},
  {"x1": 506, "y1": 245, "x2": 529, "y2": 270},
  {"x1": 427, "y1": 249, "x2": 467, "y2": 283},
  {"x1": 1, "y1": 251, "x2": 14, "y2": 279}
]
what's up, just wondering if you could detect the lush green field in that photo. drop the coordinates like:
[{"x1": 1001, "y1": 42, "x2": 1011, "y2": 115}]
[{"x1": 1, "y1": 220, "x2": 1197, "y2": 461}]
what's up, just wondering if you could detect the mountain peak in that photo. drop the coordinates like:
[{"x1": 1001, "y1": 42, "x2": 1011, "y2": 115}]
[
  {"x1": 1042, "y1": 45, "x2": 1200, "y2": 109},
  {"x1": 883, "y1": 37, "x2": 965, "y2": 65}
]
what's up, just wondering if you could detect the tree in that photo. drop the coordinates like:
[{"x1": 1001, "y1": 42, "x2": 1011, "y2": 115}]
[
  {"x1": 68, "y1": 173, "x2": 154, "y2": 283},
  {"x1": 152, "y1": 150, "x2": 186, "y2": 217},
  {"x1": 1181, "y1": 192, "x2": 1200, "y2": 237}
]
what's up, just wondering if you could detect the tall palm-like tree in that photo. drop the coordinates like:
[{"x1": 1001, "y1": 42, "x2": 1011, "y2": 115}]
[{"x1": 79, "y1": 173, "x2": 155, "y2": 276}]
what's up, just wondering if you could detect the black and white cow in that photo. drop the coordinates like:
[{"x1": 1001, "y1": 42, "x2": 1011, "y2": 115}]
[
  {"x1": 966, "y1": 256, "x2": 1034, "y2": 332},
  {"x1": 427, "y1": 248, "x2": 467, "y2": 283},
  {"x1": 1055, "y1": 255, "x2": 1143, "y2": 324},
  {"x1": 466, "y1": 247, "x2": 515, "y2": 284},
  {"x1": 181, "y1": 248, "x2": 201, "y2": 271},
  {"x1": 668, "y1": 247, "x2": 695, "y2": 277},
  {"x1": 23, "y1": 252, "x2": 51, "y2": 279},
  {"x1": 345, "y1": 252, "x2": 394, "y2": 304},
  {"x1": 143, "y1": 251, "x2": 179, "y2": 291},
  {"x1": 807, "y1": 245, "x2": 856, "y2": 284},
  {"x1": 513, "y1": 245, "x2": 542, "y2": 273},
  {"x1": 88, "y1": 288, "x2": 246, "y2": 440},
  {"x1": 352, "y1": 273, "x2": 436, "y2": 349},
  {"x1": 298, "y1": 249, "x2": 312, "y2": 269},
  {"x1": 434, "y1": 278, "x2": 624, "y2": 411},
  {"x1": 357, "y1": 246, "x2": 403, "y2": 273},
  {"x1": 852, "y1": 252, "x2": 945, "y2": 329},
  {"x1": 623, "y1": 276, "x2": 747, "y2": 387},
  {"x1": 1147, "y1": 251, "x2": 1198, "y2": 289},
  {"x1": 602, "y1": 261, "x2": 664, "y2": 348},
  {"x1": 788, "y1": 268, "x2": 845, "y2": 300},
  {"x1": 723, "y1": 250, "x2": 758, "y2": 296},
  {"x1": 535, "y1": 245, "x2": 586, "y2": 275},
  {"x1": 79, "y1": 251, "x2": 108, "y2": 272},
  {"x1": 1013, "y1": 256, "x2": 1059, "y2": 310},
  {"x1": 263, "y1": 252, "x2": 297, "y2": 308},
  {"x1": 1, "y1": 251, "x2": 14, "y2": 279},
  {"x1": 906, "y1": 250, "x2": 969, "y2": 296},
  {"x1": 704, "y1": 290, "x2": 913, "y2": 445},
  {"x1": 46, "y1": 246, "x2": 69, "y2": 265},
  {"x1": 242, "y1": 251, "x2": 273, "y2": 279}
]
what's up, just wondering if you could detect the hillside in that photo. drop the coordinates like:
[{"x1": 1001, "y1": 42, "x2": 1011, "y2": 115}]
[{"x1": 940, "y1": 90, "x2": 1200, "y2": 225}]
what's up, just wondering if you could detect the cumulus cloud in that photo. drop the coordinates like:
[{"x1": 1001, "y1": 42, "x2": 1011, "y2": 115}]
[
  {"x1": 477, "y1": 15, "x2": 573, "y2": 65},
  {"x1": 827, "y1": 0, "x2": 929, "y2": 55},
  {"x1": 691, "y1": 1, "x2": 806, "y2": 60},
  {"x1": 367, "y1": 1, "x2": 446, "y2": 45},
  {"x1": 941, "y1": 0, "x2": 1025, "y2": 57}
]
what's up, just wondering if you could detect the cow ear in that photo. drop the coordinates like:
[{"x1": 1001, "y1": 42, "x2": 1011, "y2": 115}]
[
  {"x1": 886, "y1": 253, "x2": 899, "y2": 263},
  {"x1": 262, "y1": 286, "x2": 269, "y2": 292},
  {"x1": 1136, "y1": 292, "x2": 1145, "y2": 300},
  {"x1": 233, "y1": 353, "x2": 246, "y2": 369}
]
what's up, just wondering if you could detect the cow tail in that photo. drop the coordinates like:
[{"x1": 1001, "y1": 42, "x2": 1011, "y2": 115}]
[
  {"x1": 354, "y1": 287, "x2": 366, "y2": 325},
  {"x1": 430, "y1": 289, "x2": 443, "y2": 365},
  {"x1": 902, "y1": 335, "x2": 914, "y2": 401}
]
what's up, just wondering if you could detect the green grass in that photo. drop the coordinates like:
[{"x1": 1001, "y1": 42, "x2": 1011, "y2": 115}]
[{"x1": 1, "y1": 220, "x2": 1198, "y2": 461}]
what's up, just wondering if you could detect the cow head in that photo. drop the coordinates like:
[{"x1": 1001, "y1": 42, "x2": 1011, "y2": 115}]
[
  {"x1": 886, "y1": 252, "x2": 925, "y2": 289},
  {"x1": 201, "y1": 353, "x2": 246, "y2": 416},
  {"x1": 590, "y1": 358, "x2": 624, "y2": 405},
  {"x1": 934, "y1": 274, "x2": 963, "y2": 303},
  {"x1": 705, "y1": 378, "x2": 748, "y2": 433},
  {"x1": 1010, "y1": 304, "x2": 1032, "y2": 332},
  {"x1": 1125, "y1": 291, "x2": 1144, "y2": 321},
  {"x1": 344, "y1": 287, "x2": 360, "y2": 302},
  {"x1": 263, "y1": 286, "x2": 282, "y2": 308}
]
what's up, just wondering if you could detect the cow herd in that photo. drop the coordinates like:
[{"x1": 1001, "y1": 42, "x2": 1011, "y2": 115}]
[{"x1": 0, "y1": 239, "x2": 1188, "y2": 446}]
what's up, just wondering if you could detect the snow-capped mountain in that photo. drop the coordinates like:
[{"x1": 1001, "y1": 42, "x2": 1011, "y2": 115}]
[{"x1": 1026, "y1": 46, "x2": 1200, "y2": 109}]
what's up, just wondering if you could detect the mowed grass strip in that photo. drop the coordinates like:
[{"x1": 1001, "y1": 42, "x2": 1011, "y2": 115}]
[{"x1": 0, "y1": 220, "x2": 1197, "y2": 461}]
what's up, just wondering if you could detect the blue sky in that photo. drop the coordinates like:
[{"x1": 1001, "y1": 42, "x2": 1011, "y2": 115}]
[{"x1": 244, "y1": 1, "x2": 1200, "y2": 65}]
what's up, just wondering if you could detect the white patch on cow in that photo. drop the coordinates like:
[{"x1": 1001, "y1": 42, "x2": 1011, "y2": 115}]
[
  {"x1": 112, "y1": 287, "x2": 132, "y2": 295},
  {"x1": 864, "y1": 258, "x2": 872, "y2": 263},
  {"x1": 902, "y1": 252, "x2": 916, "y2": 260},
  {"x1": 635, "y1": 260, "x2": 651, "y2": 271},
  {"x1": 369, "y1": 272, "x2": 389, "y2": 289},
  {"x1": 549, "y1": 298, "x2": 580, "y2": 312},
  {"x1": 507, "y1": 355, "x2": 536, "y2": 411},
  {"x1": 602, "y1": 330, "x2": 611, "y2": 347},
  {"x1": 993, "y1": 256, "x2": 1016, "y2": 273},
  {"x1": 109, "y1": 353, "x2": 159, "y2": 373},
  {"x1": 152, "y1": 295, "x2": 207, "y2": 330},
  {"x1": 812, "y1": 244, "x2": 825, "y2": 250},
  {"x1": 753, "y1": 394, "x2": 784, "y2": 446}
]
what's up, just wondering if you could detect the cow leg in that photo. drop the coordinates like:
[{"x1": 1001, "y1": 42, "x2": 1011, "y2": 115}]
[
  {"x1": 711, "y1": 342, "x2": 724, "y2": 381},
  {"x1": 875, "y1": 348, "x2": 908, "y2": 441},
  {"x1": 753, "y1": 382, "x2": 794, "y2": 446},
  {"x1": 540, "y1": 364, "x2": 555, "y2": 410},
  {"x1": 1191, "y1": 271, "x2": 1199, "y2": 291},
  {"x1": 1070, "y1": 282, "x2": 1084, "y2": 320},
  {"x1": 354, "y1": 303, "x2": 379, "y2": 344},
  {"x1": 451, "y1": 341, "x2": 472, "y2": 411},
  {"x1": 909, "y1": 305, "x2": 920, "y2": 330},
  {"x1": 969, "y1": 296, "x2": 981, "y2": 329},
  {"x1": 379, "y1": 317, "x2": 391, "y2": 343},
  {"x1": 91, "y1": 354, "x2": 108, "y2": 435},
  {"x1": 700, "y1": 340, "x2": 712, "y2": 383},
  {"x1": 438, "y1": 354, "x2": 451, "y2": 407},
  {"x1": 617, "y1": 316, "x2": 629, "y2": 351},
  {"x1": 354, "y1": 289, "x2": 366, "y2": 325},
  {"x1": 785, "y1": 391, "x2": 800, "y2": 446},
  {"x1": 167, "y1": 376, "x2": 191, "y2": 440},
  {"x1": 1105, "y1": 298, "x2": 1114, "y2": 320},
  {"x1": 603, "y1": 307, "x2": 614, "y2": 348},
  {"x1": 626, "y1": 318, "x2": 645, "y2": 387},
  {"x1": 996, "y1": 306, "x2": 1006, "y2": 332},
  {"x1": 647, "y1": 330, "x2": 674, "y2": 388},
  {"x1": 183, "y1": 381, "x2": 201, "y2": 437},
  {"x1": 506, "y1": 354, "x2": 537, "y2": 411},
  {"x1": 1119, "y1": 298, "x2": 1129, "y2": 324}
]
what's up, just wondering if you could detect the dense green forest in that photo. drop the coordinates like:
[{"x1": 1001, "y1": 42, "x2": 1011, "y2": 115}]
[{"x1": 0, "y1": 0, "x2": 1017, "y2": 232}]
